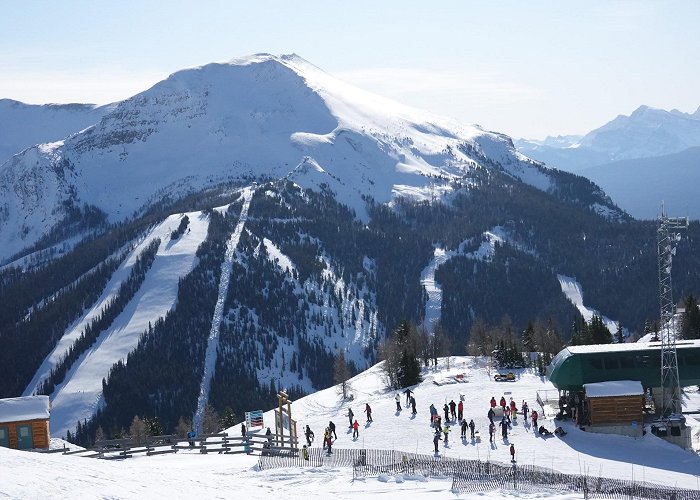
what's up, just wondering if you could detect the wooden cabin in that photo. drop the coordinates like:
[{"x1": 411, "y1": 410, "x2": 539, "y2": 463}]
[
  {"x1": 0, "y1": 395, "x2": 50, "y2": 450},
  {"x1": 583, "y1": 380, "x2": 644, "y2": 429}
]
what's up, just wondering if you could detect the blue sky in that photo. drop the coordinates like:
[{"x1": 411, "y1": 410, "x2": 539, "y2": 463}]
[{"x1": 1, "y1": 0, "x2": 698, "y2": 138}]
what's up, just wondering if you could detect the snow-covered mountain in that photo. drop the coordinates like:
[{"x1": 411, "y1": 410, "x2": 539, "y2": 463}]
[
  {"x1": 5, "y1": 55, "x2": 700, "y2": 443},
  {"x1": 0, "y1": 99, "x2": 110, "y2": 165},
  {"x1": 515, "y1": 105, "x2": 700, "y2": 173},
  {"x1": 0, "y1": 53, "x2": 617, "y2": 263}
]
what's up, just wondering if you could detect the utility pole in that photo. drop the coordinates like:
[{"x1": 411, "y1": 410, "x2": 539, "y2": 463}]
[{"x1": 657, "y1": 203, "x2": 688, "y2": 418}]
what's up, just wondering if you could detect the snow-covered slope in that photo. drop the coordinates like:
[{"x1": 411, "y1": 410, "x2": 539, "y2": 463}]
[
  {"x1": 44, "y1": 211, "x2": 210, "y2": 437},
  {"x1": 0, "y1": 53, "x2": 609, "y2": 261},
  {"x1": 4, "y1": 356, "x2": 699, "y2": 499},
  {"x1": 557, "y1": 275, "x2": 620, "y2": 334},
  {"x1": 0, "y1": 99, "x2": 110, "y2": 165},
  {"x1": 516, "y1": 105, "x2": 700, "y2": 174}
]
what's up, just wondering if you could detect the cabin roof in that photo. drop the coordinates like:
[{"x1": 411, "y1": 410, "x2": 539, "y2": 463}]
[
  {"x1": 546, "y1": 340, "x2": 700, "y2": 391},
  {"x1": 0, "y1": 395, "x2": 50, "y2": 423},
  {"x1": 584, "y1": 380, "x2": 644, "y2": 398}
]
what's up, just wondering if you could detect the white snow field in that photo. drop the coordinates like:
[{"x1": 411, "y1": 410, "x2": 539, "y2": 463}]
[
  {"x1": 45, "y1": 211, "x2": 211, "y2": 438},
  {"x1": 3, "y1": 357, "x2": 699, "y2": 499}
]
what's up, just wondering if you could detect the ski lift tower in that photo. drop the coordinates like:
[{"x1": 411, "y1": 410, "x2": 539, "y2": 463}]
[{"x1": 657, "y1": 204, "x2": 687, "y2": 421}]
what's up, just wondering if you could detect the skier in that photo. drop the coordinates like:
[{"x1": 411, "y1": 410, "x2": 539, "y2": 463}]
[
  {"x1": 449, "y1": 400, "x2": 457, "y2": 421},
  {"x1": 435, "y1": 417, "x2": 442, "y2": 434},
  {"x1": 395, "y1": 393, "x2": 402, "y2": 411},
  {"x1": 443, "y1": 403, "x2": 449, "y2": 422},
  {"x1": 510, "y1": 443, "x2": 516, "y2": 462},
  {"x1": 539, "y1": 425, "x2": 553, "y2": 436},
  {"x1": 457, "y1": 400, "x2": 464, "y2": 421},
  {"x1": 500, "y1": 396, "x2": 507, "y2": 410},
  {"x1": 488, "y1": 422, "x2": 495, "y2": 443},
  {"x1": 328, "y1": 420, "x2": 337, "y2": 440},
  {"x1": 433, "y1": 428, "x2": 441, "y2": 453},
  {"x1": 264, "y1": 427, "x2": 273, "y2": 452},
  {"x1": 305, "y1": 425, "x2": 315, "y2": 446},
  {"x1": 487, "y1": 407, "x2": 495, "y2": 424},
  {"x1": 302, "y1": 444, "x2": 309, "y2": 461},
  {"x1": 469, "y1": 419, "x2": 475, "y2": 439},
  {"x1": 324, "y1": 429, "x2": 333, "y2": 455},
  {"x1": 460, "y1": 419, "x2": 467, "y2": 439},
  {"x1": 490, "y1": 396, "x2": 497, "y2": 408},
  {"x1": 365, "y1": 403, "x2": 373, "y2": 423},
  {"x1": 352, "y1": 419, "x2": 360, "y2": 439},
  {"x1": 504, "y1": 406, "x2": 511, "y2": 424},
  {"x1": 510, "y1": 398, "x2": 517, "y2": 414},
  {"x1": 499, "y1": 417, "x2": 508, "y2": 439},
  {"x1": 410, "y1": 396, "x2": 417, "y2": 415},
  {"x1": 187, "y1": 429, "x2": 196, "y2": 447},
  {"x1": 348, "y1": 408, "x2": 354, "y2": 428},
  {"x1": 443, "y1": 424, "x2": 450, "y2": 445},
  {"x1": 522, "y1": 401, "x2": 529, "y2": 419},
  {"x1": 403, "y1": 388, "x2": 414, "y2": 406},
  {"x1": 429, "y1": 404, "x2": 438, "y2": 425},
  {"x1": 531, "y1": 409, "x2": 538, "y2": 430},
  {"x1": 241, "y1": 423, "x2": 246, "y2": 437}
]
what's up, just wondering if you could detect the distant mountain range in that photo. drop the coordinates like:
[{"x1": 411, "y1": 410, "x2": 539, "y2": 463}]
[{"x1": 516, "y1": 105, "x2": 700, "y2": 219}]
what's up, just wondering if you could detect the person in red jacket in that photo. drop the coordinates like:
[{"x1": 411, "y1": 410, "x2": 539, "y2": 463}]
[
  {"x1": 457, "y1": 400, "x2": 464, "y2": 421},
  {"x1": 490, "y1": 397, "x2": 497, "y2": 408},
  {"x1": 499, "y1": 396, "x2": 507, "y2": 410},
  {"x1": 352, "y1": 419, "x2": 359, "y2": 439},
  {"x1": 531, "y1": 409, "x2": 539, "y2": 429}
]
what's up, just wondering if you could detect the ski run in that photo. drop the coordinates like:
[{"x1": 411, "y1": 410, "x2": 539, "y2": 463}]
[{"x1": 193, "y1": 187, "x2": 254, "y2": 431}]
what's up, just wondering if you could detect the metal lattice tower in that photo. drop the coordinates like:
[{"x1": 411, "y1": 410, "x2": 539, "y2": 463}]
[{"x1": 657, "y1": 204, "x2": 688, "y2": 418}]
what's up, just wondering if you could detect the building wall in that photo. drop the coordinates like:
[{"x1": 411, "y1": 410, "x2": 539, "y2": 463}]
[
  {"x1": 0, "y1": 419, "x2": 50, "y2": 449},
  {"x1": 587, "y1": 395, "x2": 643, "y2": 426}
]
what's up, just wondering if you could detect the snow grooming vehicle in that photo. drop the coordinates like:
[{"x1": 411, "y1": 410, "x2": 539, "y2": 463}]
[{"x1": 493, "y1": 372, "x2": 516, "y2": 382}]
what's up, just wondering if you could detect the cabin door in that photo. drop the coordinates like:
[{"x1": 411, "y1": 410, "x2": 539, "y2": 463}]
[
  {"x1": 0, "y1": 426, "x2": 8, "y2": 448},
  {"x1": 16, "y1": 424, "x2": 33, "y2": 450}
]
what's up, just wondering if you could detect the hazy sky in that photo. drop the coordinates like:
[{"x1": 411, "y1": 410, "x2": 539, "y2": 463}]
[{"x1": 1, "y1": 0, "x2": 698, "y2": 138}]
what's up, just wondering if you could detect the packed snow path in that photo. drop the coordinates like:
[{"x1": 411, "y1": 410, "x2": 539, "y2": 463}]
[
  {"x1": 48, "y1": 212, "x2": 210, "y2": 438},
  {"x1": 193, "y1": 187, "x2": 254, "y2": 432}
]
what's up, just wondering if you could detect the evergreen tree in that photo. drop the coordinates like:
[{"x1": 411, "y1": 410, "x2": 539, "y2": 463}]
[
  {"x1": 522, "y1": 321, "x2": 535, "y2": 352},
  {"x1": 615, "y1": 322, "x2": 625, "y2": 343},
  {"x1": 219, "y1": 407, "x2": 237, "y2": 430},
  {"x1": 681, "y1": 295, "x2": 700, "y2": 339}
]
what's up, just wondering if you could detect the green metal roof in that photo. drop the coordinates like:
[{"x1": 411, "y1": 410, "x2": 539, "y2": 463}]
[{"x1": 546, "y1": 340, "x2": 700, "y2": 391}]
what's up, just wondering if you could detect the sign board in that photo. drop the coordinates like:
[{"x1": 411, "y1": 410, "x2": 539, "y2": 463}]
[{"x1": 245, "y1": 410, "x2": 264, "y2": 428}]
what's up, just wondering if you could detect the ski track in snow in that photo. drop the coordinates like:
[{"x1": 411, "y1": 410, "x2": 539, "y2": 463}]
[
  {"x1": 421, "y1": 227, "x2": 507, "y2": 330},
  {"x1": 557, "y1": 275, "x2": 619, "y2": 333},
  {"x1": 23, "y1": 240, "x2": 147, "y2": 397},
  {"x1": 193, "y1": 187, "x2": 254, "y2": 432},
  {"x1": 48, "y1": 212, "x2": 211, "y2": 438}
]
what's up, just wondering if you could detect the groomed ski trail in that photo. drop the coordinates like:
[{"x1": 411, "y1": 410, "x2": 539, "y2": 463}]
[{"x1": 193, "y1": 187, "x2": 254, "y2": 432}]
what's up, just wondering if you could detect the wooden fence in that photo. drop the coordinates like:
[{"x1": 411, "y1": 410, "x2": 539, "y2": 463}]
[{"x1": 58, "y1": 431, "x2": 299, "y2": 460}]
